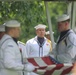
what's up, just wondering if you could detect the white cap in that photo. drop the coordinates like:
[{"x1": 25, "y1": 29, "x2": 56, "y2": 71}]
[
  {"x1": 0, "y1": 25, "x2": 5, "y2": 32},
  {"x1": 5, "y1": 20, "x2": 20, "y2": 27},
  {"x1": 45, "y1": 31, "x2": 54, "y2": 35},
  {"x1": 34, "y1": 24, "x2": 47, "y2": 30},
  {"x1": 57, "y1": 14, "x2": 70, "y2": 22}
]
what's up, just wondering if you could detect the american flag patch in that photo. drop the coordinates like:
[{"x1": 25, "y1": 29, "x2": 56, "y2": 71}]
[{"x1": 26, "y1": 56, "x2": 73, "y2": 75}]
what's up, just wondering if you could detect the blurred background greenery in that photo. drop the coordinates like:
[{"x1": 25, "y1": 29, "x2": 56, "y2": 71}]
[{"x1": 0, "y1": 1, "x2": 68, "y2": 43}]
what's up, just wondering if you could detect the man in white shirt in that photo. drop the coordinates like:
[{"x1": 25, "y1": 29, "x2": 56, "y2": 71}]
[
  {"x1": 0, "y1": 20, "x2": 35, "y2": 75},
  {"x1": 25, "y1": 24, "x2": 52, "y2": 75},
  {"x1": 50, "y1": 14, "x2": 76, "y2": 63}
]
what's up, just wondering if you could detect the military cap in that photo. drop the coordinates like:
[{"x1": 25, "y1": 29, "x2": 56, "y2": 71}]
[
  {"x1": 57, "y1": 14, "x2": 70, "y2": 22},
  {"x1": 5, "y1": 20, "x2": 20, "y2": 27},
  {"x1": 34, "y1": 24, "x2": 47, "y2": 30},
  {"x1": 0, "y1": 25, "x2": 5, "y2": 32}
]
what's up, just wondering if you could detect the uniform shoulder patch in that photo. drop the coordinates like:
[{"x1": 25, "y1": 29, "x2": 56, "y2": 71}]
[{"x1": 7, "y1": 45, "x2": 13, "y2": 47}]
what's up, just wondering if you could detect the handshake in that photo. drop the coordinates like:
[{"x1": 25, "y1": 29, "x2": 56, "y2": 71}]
[{"x1": 24, "y1": 63, "x2": 35, "y2": 72}]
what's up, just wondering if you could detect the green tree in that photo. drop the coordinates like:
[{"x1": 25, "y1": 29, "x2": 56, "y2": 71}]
[{"x1": 0, "y1": 1, "x2": 68, "y2": 43}]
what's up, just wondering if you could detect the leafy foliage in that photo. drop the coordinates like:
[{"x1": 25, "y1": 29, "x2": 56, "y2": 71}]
[{"x1": 0, "y1": 1, "x2": 68, "y2": 43}]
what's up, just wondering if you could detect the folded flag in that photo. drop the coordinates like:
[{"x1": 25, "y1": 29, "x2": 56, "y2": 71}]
[{"x1": 26, "y1": 56, "x2": 73, "y2": 75}]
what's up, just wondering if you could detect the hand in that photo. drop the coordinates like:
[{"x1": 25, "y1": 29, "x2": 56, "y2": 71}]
[{"x1": 24, "y1": 63, "x2": 35, "y2": 72}]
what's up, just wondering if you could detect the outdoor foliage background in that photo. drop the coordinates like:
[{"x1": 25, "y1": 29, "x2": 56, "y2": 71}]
[{"x1": 0, "y1": 1, "x2": 68, "y2": 43}]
